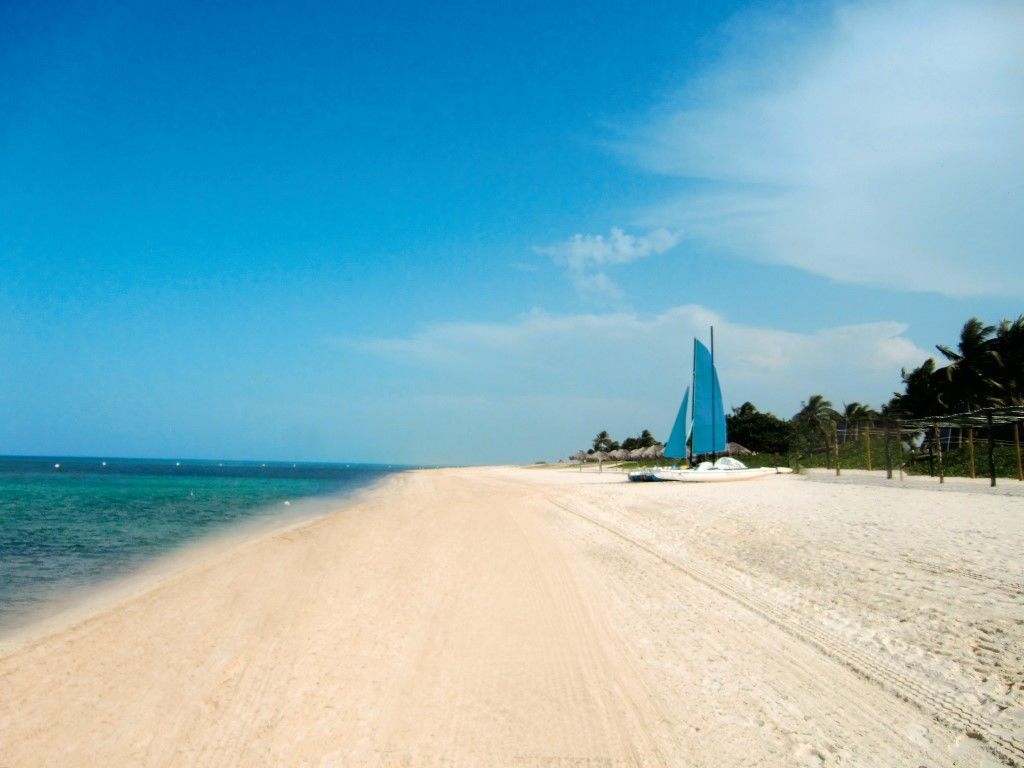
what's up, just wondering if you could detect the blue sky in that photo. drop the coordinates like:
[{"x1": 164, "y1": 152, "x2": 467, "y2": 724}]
[{"x1": 2, "y1": 0, "x2": 1021, "y2": 464}]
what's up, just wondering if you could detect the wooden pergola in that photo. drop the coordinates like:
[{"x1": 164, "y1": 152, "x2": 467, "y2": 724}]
[{"x1": 897, "y1": 405, "x2": 1024, "y2": 487}]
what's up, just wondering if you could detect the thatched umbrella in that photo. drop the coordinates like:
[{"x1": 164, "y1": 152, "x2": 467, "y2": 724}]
[
  {"x1": 641, "y1": 444, "x2": 664, "y2": 459},
  {"x1": 590, "y1": 450, "x2": 608, "y2": 462},
  {"x1": 569, "y1": 450, "x2": 588, "y2": 462},
  {"x1": 609, "y1": 448, "x2": 629, "y2": 461},
  {"x1": 726, "y1": 442, "x2": 753, "y2": 456},
  {"x1": 628, "y1": 447, "x2": 646, "y2": 461}
]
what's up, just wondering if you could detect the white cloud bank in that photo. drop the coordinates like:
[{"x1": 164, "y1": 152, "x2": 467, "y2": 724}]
[
  {"x1": 535, "y1": 227, "x2": 681, "y2": 298},
  {"x1": 623, "y1": 0, "x2": 1024, "y2": 297},
  {"x1": 357, "y1": 307, "x2": 930, "y2": 461}
]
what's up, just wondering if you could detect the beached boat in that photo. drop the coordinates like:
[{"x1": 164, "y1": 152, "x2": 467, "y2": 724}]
[
  {"x1": 647, "y1": 458, "x2": 792, "y2": 482},
  {"x1": 629, "y1": 328, "x2": 788, "y2": 483}
]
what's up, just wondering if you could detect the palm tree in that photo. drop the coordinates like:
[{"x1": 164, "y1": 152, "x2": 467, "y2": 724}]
[
  {"x1": 798, "y1": 394, "x2": 837, "y2": 432},
  {"x1": 638, "y1": 429, "x2": 657, "y2": 448},
  {"x1": 794, "y1": 394, "x2": 838, "y2": 464},
  {"x1": 991, "y1": 315, "x2": 1024, "y2": 406},
  {"x1": 842, "y1": 402, "x2": 868, "y2": 442},
  {"x1": 864, "y1": 405, "x2": 881, "y2": 448},
  {"x1": 591, "y1": 430, "x2": 618, "y2": 453},
  {"x1": 936, "y1": 318, "x2": 999, "y2": 411},
  {"x1": 894, "y1": 358, "x2": 943, "y2": 417}
]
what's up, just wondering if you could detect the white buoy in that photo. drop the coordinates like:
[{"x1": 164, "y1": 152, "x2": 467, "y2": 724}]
[
  {"x1": 54, "y1": 463, "x2": 61, "y2": 469},
  {"x1": 176, "y1": 461, "x2": 181, "y2": 467},
  {"x1": 283, "y1": 500, "x2": 291, "y2": 506},
  {"x1": 101, "y1": 461, "x2": 107, "y2": 467}
]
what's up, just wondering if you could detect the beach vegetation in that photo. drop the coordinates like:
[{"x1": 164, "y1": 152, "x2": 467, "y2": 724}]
[
  {"x1": 890, "y1": 315, "x2": 1024, "y2": 417},
  {"x1": 992, "y1": 315, "x2": 1024, "y2": 405},
  {"x1": 935, "y1": 317, "x2": 1000, "y2": 411},
  {"x1": 621, "y1": 429, "x2": 658, "y2": 451},
  {"x1": 726, "y1": 403, "x2": 791, "y2": 454},
  {"x1": 890, "y1": 358, "x2": 942, "y2": 418},
  {"x1": 588, "y1": 429, "x2": 658, "y2": 454},
  {"x1": 840, "y1": 402, "x2": 878, "y2": 441},
  {"x1": 591, "y1": 430, "x2": 620, "y2": 453},
  {"x1": 791, "y1": 394, "x2": 839, "y2": 468}
]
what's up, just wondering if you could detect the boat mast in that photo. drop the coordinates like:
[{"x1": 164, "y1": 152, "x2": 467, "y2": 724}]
[
  {"x1": 710, "y1": 325, "x2": 716, "y2": 460},
  {"x1": 689, "y1": 337, "x2": 697, "y2": 463}
]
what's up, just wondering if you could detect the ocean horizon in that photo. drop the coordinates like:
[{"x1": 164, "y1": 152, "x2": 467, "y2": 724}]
[{"x1": 0, "y1": 454, "x2": 407, "y2": 635}]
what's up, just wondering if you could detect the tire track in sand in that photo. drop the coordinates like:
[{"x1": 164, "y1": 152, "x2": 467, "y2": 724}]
[
  {"x1": 899, "y1": 555, "x2": 1024, "y2": 598},
  {"x1": 545, "y1": 496, "x2": 1024, "y2": 767}
]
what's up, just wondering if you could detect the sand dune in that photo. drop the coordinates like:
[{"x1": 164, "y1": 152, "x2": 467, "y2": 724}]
[{"x1": 1, "y1": 467, "x2": 1022, "y2": 766}]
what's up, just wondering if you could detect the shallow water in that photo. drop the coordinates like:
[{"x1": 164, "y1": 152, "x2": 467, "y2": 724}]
[{"x1": 0, "y1": 455, "x2": 401, "y2": 632}]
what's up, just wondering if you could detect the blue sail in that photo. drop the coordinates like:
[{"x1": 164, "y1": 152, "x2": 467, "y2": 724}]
[
  {"x1": 664, "y1": 386, "x2": 690, "y2": 459},
  {"x1": 691, "y1": 340, "x2": 727, "y2": 455}
]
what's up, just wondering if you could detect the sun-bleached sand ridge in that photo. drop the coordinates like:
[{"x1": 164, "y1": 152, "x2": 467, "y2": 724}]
[{"x1": 1, "y1": 467, "x2": 1022, "y2": 766}]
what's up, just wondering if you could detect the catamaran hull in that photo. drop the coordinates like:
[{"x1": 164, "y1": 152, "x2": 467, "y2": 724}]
[
  {"x1": 650, "y1": 467, "x2": 789, "y2": 482},
  {"x1": 627, "y1": 470, "x2": 664, "y2": 482}
]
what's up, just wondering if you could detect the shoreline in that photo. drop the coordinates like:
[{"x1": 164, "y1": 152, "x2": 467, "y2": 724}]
[
  {"x1": 1, "y1": 466, "x2": 1020, "y2": 766},
  {"x1": 0, "y1": 473, "x2": 405, "y2": 658}
]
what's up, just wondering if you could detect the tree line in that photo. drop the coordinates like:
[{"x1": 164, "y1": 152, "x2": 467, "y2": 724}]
[
  {"x1": 734, "y1": 315, "x2": 1023, "y2": 457},
  {"x1": 890, "y1": 315, "x2": 1023, "y2": 417},
  {"x1": 585, "y1": 314, "x2": 1022, "y2": 461},
  {"x1": 590, "y1": 429, "x2": 658, "y2": 453}
]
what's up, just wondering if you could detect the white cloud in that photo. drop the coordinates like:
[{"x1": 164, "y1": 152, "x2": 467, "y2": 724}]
[
  {"x1": 622, "y1": 0, "x2": 1024, "y2": 297},
  {"x1": 535, "y1": 227, "x2": 681, "y2": 298},
  {"x1": 355, "y1": 306, "x2": 931, "y2": 461}
]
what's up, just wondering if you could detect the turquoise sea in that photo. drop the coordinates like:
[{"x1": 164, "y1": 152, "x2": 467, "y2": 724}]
[{"x1": 0, "y1": 455, "x2": 401, "y2": 634}]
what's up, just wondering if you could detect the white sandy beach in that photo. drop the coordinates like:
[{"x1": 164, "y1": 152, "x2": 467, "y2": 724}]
[{"x1": 1, "y1": 466, "x2": 1022, "y2": 767}]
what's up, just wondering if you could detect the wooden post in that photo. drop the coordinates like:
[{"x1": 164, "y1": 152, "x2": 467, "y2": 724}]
[
  {"x1": 884, "y1": 419, "x2": 893, "y2": 480},
  {"x1": 927, "y1": 428, "x2": 935, "y2": 477},
  {"x1": 987, "y1": 411, "x2": 997, "y2": 487},
  {"x1": 865, "y1": 428, "x2": 872, "y2": 471},
  {"x1": 1015, "y1": 421, "x2": 1022, "y2": 482},
  {"x1": 834, "y1": 421, "x2": 840, "y2": 476},
  {"x1": 967, "y1": 428, "x2": 976, "y2": 479},
  {"x1": 934, "y1": 424, "x2": 944, "y2": 483},
  {"x1": 897, "y1": 421, "x2": 904, "y2": 481},
  {"x1": 824, "y1": 424, "x2": 831, "y2": 470}
]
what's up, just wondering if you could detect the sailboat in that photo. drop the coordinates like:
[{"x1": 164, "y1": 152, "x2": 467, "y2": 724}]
[{"x1": 630, "y1": 328, "x2": 788, "y2": 482}]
